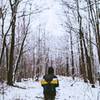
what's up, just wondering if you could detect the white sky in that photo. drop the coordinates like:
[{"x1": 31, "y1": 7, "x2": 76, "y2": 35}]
[
  {"x1": 45, "y1": 0, "x2": 64, "y2": 37},
  {"x1": 30, "y1": 0, "x2": 64, "y2": 37}
]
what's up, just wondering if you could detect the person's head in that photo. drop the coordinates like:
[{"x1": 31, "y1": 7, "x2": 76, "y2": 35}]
[{"x1": 48, "y1": 67, "x2": 54, "y2": 74}]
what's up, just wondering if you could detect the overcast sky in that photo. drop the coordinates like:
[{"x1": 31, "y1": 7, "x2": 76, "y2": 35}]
[{"x1": 29, "y1": 0, "x2": 64, "y2": 37}]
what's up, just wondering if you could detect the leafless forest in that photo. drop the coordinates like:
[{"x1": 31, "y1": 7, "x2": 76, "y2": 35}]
[{"x1": 0, "y1": 0, "x2": 100, "y2": 87}]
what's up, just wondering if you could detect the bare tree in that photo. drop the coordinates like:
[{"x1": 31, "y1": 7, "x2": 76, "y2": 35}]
[
  {"x1": 14, "y1": 6, "x2": 31, "y2": 81},
  {"x1": 86, "y1": 0, "x2": 100, "y2": 65},
  {"x1": 7, "y1": 0, "x2": 20, "y2": 85}
]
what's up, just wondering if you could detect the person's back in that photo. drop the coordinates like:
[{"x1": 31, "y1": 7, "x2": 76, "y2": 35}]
[{"x1": 41, "y1": 67, "x2": 59, "y2": 100}]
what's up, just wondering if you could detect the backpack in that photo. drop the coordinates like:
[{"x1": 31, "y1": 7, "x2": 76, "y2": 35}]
[{"x1": 43, "y1": 81, "x2": 56, "y2": 95}]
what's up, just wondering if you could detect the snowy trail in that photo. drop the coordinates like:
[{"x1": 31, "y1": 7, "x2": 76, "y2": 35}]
[
  {"x1": 0, "y1": 76, "x2": 100, "y2": 100},
  {"x1": 57, "y1": 77, "x2": 99, "y2": 100}
]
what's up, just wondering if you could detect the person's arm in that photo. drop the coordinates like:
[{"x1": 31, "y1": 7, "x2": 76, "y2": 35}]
[
  {"x1": 41, "y1": 75, "x2": 48, "y2": 87},
  {"x1": 51, "y1": 76, "x2": 59, "y2": 87},
  {"x1": 54, "y1": 78, "x2": 59, "y2": 87}
]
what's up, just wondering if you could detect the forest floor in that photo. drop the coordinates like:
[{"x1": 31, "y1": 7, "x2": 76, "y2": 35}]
[{"x1": 0, "y1": 76, "x2": 100, "y2": 100}]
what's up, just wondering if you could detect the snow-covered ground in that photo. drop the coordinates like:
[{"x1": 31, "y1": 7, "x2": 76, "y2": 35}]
[{"x1": 0, "y1": 76, "x2": 100, "y2": 100}]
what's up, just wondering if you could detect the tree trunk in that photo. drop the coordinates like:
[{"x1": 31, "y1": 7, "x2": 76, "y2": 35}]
[
  {"x1": 66, "y1": 56, "x2": 69, "y2": 76},
  {"x1": 70, "y1": 29, "x2": 74, "y2": 79},
  {"x1": 83, "y1": 36, "x2": 94, "y2": 85},
  {"x1": 7, "y1": 1, "x2": 17, "y2": 85}
]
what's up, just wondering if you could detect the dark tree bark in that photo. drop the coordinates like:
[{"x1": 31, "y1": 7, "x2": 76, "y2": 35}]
[
  {"x1": 79, "y1": 22, "x2": 87, "y2": 82},
  {"x1": 87, "y1": 0, "x2": 100, "y2": 64},
  {"x1": 83, "y1": 34, "x2": 94, "y2": 85},
  {"x1": 76, "y1": 0, "x2": 87, "y2": 82},
  {"x1": 70, "y1": 29, "x2": 75, "y2": 79},
  {"x1": 7, "y1": 0, "x2": 19, "y2": 85},
  {"x1": 14, "y1": 11, "x2": 31, "y2": 81},
  {"x1": 66, "y1": 56, "x2": 69, "y2": 76}
]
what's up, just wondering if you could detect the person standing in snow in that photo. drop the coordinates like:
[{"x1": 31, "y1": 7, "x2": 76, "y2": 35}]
[{"x1": 41, "y1": 67, "x2": 59, "y2": 100}]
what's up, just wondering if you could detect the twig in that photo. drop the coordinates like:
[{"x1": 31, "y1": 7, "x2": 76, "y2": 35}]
[{"x1": 12, "y1": 85, "x2": 26, "y2": 89}]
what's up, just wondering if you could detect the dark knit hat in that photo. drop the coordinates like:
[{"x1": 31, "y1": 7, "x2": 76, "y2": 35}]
[{"x1": 48, "y1": 67, "x2": 54, "y2": 74}]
